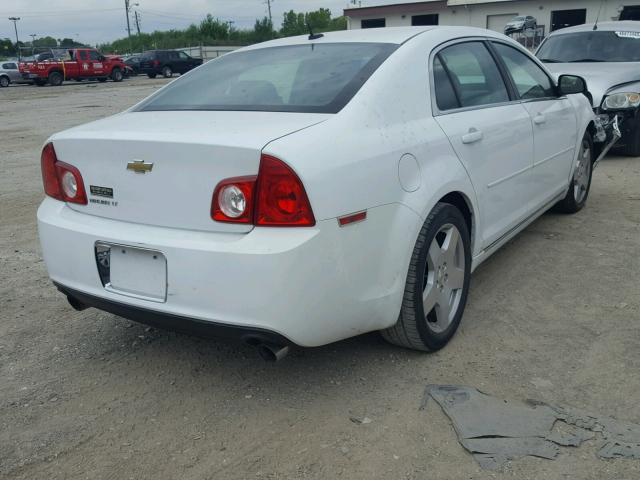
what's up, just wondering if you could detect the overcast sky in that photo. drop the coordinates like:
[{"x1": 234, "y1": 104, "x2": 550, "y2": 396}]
[{"x1": 1, "y1": 1, "x2": 394, "y2": 45}]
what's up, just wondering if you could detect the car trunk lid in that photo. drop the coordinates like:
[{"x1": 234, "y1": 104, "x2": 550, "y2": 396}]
[{"x1": 50, "y1": 110, "x2": 328, "y2": 233}]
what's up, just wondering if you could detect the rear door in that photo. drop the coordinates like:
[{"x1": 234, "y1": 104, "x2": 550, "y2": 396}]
[
  {"x1": 432, "y1": 40, "x2": 535, "y2": 247},
  {"x1": 491, "y1": 41, "x2": 576, "y2": 207},
  {"x1": 178, "y1": 51, "x2": 195, "y2": 72}
]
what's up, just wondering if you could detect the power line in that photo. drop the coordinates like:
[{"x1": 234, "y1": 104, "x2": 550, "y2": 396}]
[{"x1": 1, "y1": 8, "x2": 121, "y2": 18}]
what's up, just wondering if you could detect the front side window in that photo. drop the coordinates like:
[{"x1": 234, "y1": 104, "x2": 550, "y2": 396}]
[
  {"x1": 436, "y1": 42, "x2": 510, "y2": 108},
  {"x1": 88, "y1": 50, "x2": 101, "y2": 61},
  {"x1": 178, "y1": 52, "x2": 189, "y2": 59},
  {"x1": 493, "y1": 43, "x2": 555, "y2": 99},
  {"x1": 3, "y1": 63, "x2": 17, "y2": 70},
  {"x1": 137, "y1": 43, "x2": 397, "y2": 114}
]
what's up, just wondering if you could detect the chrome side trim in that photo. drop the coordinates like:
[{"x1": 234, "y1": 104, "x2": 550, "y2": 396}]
[
  {"x1": 487, "y1": 164, "x2": 532, "y2": 189},
  {"x1": 533, "y1": 146, "x2": 574, "y2": 168},
  {"x1": 471, "y1": 191, "x2": 565, "y2": 271}
]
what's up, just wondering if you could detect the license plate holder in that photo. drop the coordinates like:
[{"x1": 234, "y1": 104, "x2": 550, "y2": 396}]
[{"x1": 95, "y1": 243, "x2": 167, "y2": 302}]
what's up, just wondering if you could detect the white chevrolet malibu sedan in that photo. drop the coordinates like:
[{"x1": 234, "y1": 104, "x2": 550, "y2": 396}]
[{"x1": 38, "y1": 27, "x2": 597, "y2": 360}]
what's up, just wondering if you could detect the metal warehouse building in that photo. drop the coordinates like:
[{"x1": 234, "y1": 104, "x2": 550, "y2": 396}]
[{"x1": 345, "y1": 0, "x2": 640, "y2": 35}]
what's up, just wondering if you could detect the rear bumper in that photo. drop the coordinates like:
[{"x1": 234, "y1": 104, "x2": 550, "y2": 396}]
[
  {"x1": 56, "y1": 283, "x2": 291, "y2": 346},
  {"x1": 38, "y1": 198, "x2": 418, "y2": 346}
]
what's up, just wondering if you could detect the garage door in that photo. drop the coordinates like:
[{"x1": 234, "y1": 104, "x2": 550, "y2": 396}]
[{"x1": 487, "y1": 13, "x2": 518, "y2": 33}]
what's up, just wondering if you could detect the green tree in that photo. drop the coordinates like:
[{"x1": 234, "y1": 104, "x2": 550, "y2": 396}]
[
  {"x1": 252, "y1": 17, "x2": 274, "y2": 42},
  {"x1": 0, "y1": 38, "x2": 17, "y2": 57},
  {"x1": 32, "y1": 36, "x2": 58, "y2": 47}
]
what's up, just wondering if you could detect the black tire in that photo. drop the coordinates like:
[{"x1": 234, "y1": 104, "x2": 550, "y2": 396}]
[
  {"x1": 111, "y1": 68, "x2": 123, "y2": 82},
  {"x1": 381, "y1": 203, "x2": 472, "y2": 351},
  {"x1": 0, "y1": 76, "x2": 9, "y2": 88},
  {"x1": 161, "y1": 66, "x2": 172, "y2": 78},
  {"x1": 555, "y1": 132, "x2": 594, "y2": 213},
  {"x1": 48, "y1": 71, "x2": 63, "y2": 87},
  {"x1": 147, "y1": 73, "x2": 157, "y2": 79}
]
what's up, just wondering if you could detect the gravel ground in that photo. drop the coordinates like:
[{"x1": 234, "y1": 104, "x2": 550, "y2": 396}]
[{"x1": 1, "y1": 77, "x2": 639, "y2": 480}]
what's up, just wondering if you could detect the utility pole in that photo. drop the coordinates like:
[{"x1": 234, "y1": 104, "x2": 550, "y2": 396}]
[
  {"x1": 124, "y1": 0, "x2": 132, "y2": 38},
  {"x1": 124, "y1": 1, "x2": 139, "y2": 52},
  {"x1": 8, "y1": 17, "x2": 21, "y2": 60},
  {"x1": 30, "y1": 34, "x2": 37, "y2": 45},
  {"x1": 265, "y1": 0, "x2": 273, "y2": 26},
  {"x1": 134, "y1": 11, "x2": 141, "y2": 35}
]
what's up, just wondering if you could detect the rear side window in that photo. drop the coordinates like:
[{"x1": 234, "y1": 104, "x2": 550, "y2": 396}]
[
  {"x1": 437, "y1": 42, "x2": 510, "y2": 108},
  {"x1": 136, "y1": 43, "x2": 397, "y2": 114},
  {"x1": 433, "y1": 56, "x2": 459, "y2": 110},
  {"x1": 3, "y1": 63, "x2": 17, "y2": 69},
  {"x1": 492, "y1": 43, "x2": 555, "y2": 99}
]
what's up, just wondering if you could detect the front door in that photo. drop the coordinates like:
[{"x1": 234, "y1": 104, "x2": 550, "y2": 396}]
[
  {"x1": 88, "y1": 50, "x2": 106, "y2": 77},
  {"x1": 432, "y1": 41, "x2": 535, "y2": 247},
  {"x1": 491, "y1": 42, "x2": 577, "y2": 207}
]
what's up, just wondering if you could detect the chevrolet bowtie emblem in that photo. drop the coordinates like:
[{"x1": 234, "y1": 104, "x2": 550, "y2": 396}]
[{"x1": 126, "y1": 160, "x2": 154, "y2": 174}]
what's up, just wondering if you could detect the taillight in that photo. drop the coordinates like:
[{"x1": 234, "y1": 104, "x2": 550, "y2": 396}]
[
  {"x1": 254, "y1": 155, "x2": 315, "y2": 226},
  {"x1": 211, "y1": 176, "x2": 256, "y2": 223},
  {"x1": 40, "y1": 143, "x2": 87, "y2": 204},
  {"x1": 211, "y1": 154, "x2": 315, "y2": 227},
  {"x1": 153, "y1": 59, "x2": 160, "y2": 67}
]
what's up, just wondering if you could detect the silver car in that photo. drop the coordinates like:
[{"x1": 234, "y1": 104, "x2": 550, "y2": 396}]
[
  {"x1": 504, "y1": 16, "x2": 537, "y2": 35},
  {"x1": 537, "y1": 21, "x2": 640, "y2": 156},
  {"x1": 0, "y1": 61, "x2": 21, "y2": 88}
]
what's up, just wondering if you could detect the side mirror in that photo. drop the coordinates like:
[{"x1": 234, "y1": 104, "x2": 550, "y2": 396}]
[{"x1": 558, "y1": 74, "x2": 587, "y2": 95}]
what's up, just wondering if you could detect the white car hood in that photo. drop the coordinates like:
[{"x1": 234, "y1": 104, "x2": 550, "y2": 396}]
[{"x1": 545, "y1": 62, "x2": 640, "y2": 107}]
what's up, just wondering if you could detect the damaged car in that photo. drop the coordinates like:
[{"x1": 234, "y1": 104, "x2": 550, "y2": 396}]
[
  {"x1": 38, "y1": 27, "x2": 600, "y2": 359},
  {"x1": 537, "y1": 21, "x2": 640, "y2": 156}
]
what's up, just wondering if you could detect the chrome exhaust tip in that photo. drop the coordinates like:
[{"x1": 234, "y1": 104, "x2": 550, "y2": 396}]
[{"x1": 256, "y1": 343, "x2": 290, "y2": 362}]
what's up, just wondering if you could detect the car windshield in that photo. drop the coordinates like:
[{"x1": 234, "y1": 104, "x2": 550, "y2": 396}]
[
  {"x1": 537, "y1": 30, "x2": 640, "y2": 62},
  {"x1": 136, "y1": 43, "x2": 397, "y2": 114},
  {"x1": 513, "y1": 17, "x2": 525, "y2": 21}
]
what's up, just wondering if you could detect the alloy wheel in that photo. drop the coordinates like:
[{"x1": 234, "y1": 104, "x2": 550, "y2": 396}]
[
  {"x1": 422, "y1": 223, "x2": 465, "y2": 333},
  {"x1": 573, "y1": 139, "x2": 591, "y2": 204}
]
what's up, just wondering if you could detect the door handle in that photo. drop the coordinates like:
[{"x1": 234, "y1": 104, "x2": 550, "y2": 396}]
[
  {"x1": 533, "y1": 113, "x2": 546, "y2": 125},
  {"x1": 461, "y1": 128, "x2": 483, "y2": 144}
]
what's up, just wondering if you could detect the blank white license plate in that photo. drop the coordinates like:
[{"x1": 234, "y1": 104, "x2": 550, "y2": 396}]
[{"x1": 107, "y1": 245, "x2": 167, "y2": 302}]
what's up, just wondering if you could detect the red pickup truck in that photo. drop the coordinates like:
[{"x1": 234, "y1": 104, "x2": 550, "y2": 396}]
[{"x1": 20, "y1": 48, "x2": 126, "y2": 86}]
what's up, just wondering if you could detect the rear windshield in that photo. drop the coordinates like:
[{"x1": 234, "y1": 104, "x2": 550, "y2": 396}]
[
  {"x1": 537, "y1": 30, "x2": 640, "y2": 63},
  {"x1": 135, "y1": 43, "x2": 397, "y2": 114}
]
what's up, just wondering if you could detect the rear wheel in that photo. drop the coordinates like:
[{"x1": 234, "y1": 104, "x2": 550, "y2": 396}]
[
  {"x1": 162, "y1": 66, "x2": 172, "y2": 78},
  {"x1": 0, "y1": 76, "x2": 9, "y2": 88},
  {"x1": 111, "y1": 68, "x2": 123, "y2": 82},
  {"x1": 555, "y1": 132, "x2": 593, "y2": 213},
  {"x1": 48, "y1": 71, "x2": 63, "y2": 87},
  {"x1": 381, "y1": 203, "x2": 471, "y2": 352}
]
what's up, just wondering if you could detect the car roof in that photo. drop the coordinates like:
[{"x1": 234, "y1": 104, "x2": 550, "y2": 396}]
[
  {"x1": 241, "y1": 26, "x2": 507, "y2": 51},
  {"x1": 549, "y1": 20, "x2": 640, "y2": 35}
]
